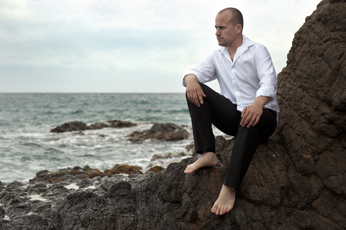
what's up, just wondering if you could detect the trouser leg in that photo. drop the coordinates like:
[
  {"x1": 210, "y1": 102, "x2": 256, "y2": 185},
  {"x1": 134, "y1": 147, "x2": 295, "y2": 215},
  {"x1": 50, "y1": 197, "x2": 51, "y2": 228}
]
[
  {"x1": 186, "y1": 83, "x2": 240, "y2": 153},
  {"x1": 186, "y1": 83, "x2": 277, "y2": 189},
  {"x1": 223, "y1": 109, "x2": 277, "y2": 189}
]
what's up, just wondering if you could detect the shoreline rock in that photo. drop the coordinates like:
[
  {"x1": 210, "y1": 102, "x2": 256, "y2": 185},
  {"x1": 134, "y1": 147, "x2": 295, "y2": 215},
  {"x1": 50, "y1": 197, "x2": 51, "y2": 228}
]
[
  {"x1": 50, "y1": 120, "x2": 190, "y2": 143},
  {"x1": 50, "y1": 120, "x2": 137, "y2": 133},
  {"x1": 127, "y1": 122, "x2": 189, "y2": 143}
]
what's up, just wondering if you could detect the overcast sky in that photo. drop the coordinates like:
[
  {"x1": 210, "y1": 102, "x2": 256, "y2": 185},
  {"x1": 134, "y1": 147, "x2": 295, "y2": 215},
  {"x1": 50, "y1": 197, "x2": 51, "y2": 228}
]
[{"x1": 0, "y1": 0, "x2": 321, "y2": 93}]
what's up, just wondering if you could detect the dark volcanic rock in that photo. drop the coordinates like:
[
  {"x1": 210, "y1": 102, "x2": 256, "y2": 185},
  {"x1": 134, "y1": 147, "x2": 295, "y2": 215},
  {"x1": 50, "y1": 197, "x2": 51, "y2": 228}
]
[
  {"x1": 127, "y1": 123, "x2": 189, "y2": 143},
  {"x1": 29, "y1": 165, "x2": 144, "y2": 184},
  {"x1": 50, "y1": 120, "x2": 137, "y2": 133},
  {"x1": 0, "y1": 173, "x2": 147, "y2": 230}
]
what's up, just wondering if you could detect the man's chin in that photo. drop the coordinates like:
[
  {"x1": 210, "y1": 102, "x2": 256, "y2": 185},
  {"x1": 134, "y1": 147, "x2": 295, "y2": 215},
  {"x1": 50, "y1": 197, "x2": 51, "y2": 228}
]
[{"x1": 218, "y1": 42, "x2": 226, "y2": 47}]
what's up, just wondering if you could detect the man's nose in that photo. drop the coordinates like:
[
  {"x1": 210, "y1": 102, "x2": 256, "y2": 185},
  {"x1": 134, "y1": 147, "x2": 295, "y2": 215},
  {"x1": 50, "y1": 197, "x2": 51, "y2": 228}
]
[{"x1": 215, "y1": 29, "x2": 220, "y2": 36}]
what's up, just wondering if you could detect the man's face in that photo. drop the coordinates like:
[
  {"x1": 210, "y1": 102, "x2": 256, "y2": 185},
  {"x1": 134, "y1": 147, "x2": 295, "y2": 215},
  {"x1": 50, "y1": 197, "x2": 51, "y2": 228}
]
[{"x1": 215, "y1": 11, "x2": 241, "y2": 48}]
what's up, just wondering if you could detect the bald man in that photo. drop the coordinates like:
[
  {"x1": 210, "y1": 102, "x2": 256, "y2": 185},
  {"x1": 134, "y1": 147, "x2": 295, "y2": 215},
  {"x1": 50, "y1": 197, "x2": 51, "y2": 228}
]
[{"x1": 183, "y1": 7, "x2": 279, "y2": 215}]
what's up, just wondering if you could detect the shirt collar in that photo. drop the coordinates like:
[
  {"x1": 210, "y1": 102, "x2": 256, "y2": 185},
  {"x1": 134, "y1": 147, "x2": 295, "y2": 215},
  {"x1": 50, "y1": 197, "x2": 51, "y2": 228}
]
[{"x1": 219, "y1": 35, "x2": 256, "y2": 61}]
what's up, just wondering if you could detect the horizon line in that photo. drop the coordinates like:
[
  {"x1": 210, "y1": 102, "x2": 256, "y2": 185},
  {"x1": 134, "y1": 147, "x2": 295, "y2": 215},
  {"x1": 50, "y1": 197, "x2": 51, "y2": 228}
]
[{"x1": 0, "y1": 92, "x2": 185, "y2": 94}]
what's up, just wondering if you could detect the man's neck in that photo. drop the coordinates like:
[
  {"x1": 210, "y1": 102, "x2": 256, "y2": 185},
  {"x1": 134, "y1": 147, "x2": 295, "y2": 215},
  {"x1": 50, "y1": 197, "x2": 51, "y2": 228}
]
[{"x1": 226, "y1": 34, "x2": 243, "y2": 61}]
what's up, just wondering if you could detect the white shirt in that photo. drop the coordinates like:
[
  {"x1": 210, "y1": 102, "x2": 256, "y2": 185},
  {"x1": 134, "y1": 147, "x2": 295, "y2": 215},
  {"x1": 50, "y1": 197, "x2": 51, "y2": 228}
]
[{"x1": 183, "y1": 35, "x2": 280, "y2": 114}]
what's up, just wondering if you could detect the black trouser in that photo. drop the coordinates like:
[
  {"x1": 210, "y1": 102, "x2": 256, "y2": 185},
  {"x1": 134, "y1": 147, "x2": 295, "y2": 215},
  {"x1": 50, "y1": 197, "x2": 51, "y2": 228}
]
[{"x1": 186, "y1": 83, "x2": 277, "y2": 189}]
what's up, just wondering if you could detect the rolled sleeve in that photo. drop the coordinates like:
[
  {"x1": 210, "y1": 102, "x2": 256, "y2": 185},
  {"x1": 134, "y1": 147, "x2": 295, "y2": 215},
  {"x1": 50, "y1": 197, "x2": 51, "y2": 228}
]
[
  {"x1": 254, "y1": 46, "x2": 277, "y2": 100},
  {"x1": 256, "y1": 85, "x2": 276, "y2": 99}
]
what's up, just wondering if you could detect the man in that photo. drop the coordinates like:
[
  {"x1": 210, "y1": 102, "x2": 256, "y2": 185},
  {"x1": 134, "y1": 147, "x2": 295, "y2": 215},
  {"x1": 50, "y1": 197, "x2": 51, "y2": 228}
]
[{"x1": 182, "y1": 7, "x2": 279, "y2": 215}]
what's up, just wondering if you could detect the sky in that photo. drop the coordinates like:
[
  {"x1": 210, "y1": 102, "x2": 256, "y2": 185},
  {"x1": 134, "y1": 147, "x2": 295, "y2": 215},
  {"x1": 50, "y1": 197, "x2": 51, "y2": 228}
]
[{"x1": 0, "y1": 0, "x2": 322, "y2": 93}]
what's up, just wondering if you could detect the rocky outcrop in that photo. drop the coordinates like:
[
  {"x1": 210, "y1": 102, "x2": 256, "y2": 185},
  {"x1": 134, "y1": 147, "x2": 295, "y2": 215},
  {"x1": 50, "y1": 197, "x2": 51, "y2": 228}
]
[
  {"x1": 127, "y1": 123, "x2": 189, "y2": 143},
  {"x1": 0, "y1": 174, "x2": 148, "y2": 230},
  {"x1": 50, "y1": 120, "x2": 137, "y2": 133},
  {"x1": 50, "y1": 121, "x2": 190, "y2": 143},
  {"x1": 28, "y1": 164, "x2": 146, "y2": 184},
  {"x1": 104, "y1": 164, "x2": 143, "y2": 176},
  {"x1": 1, "y1": 1, "x2": 345, "y2": 229}
]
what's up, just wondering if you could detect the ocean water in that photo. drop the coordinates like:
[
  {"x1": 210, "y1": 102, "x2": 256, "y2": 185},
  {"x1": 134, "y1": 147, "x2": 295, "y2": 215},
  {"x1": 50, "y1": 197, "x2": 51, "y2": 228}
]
[{"x1": 0, "y1": 93, "x2": 196, "y2": 183}]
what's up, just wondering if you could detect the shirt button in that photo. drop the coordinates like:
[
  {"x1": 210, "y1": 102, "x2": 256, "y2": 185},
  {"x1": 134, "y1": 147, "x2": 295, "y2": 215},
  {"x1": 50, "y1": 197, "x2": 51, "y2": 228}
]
[
  {"x1": 238, "y1": 100, "x2": 240, "y2": 102},
  {"x1": 235, "y1": 89, "x2": 238, "y2": 91}
]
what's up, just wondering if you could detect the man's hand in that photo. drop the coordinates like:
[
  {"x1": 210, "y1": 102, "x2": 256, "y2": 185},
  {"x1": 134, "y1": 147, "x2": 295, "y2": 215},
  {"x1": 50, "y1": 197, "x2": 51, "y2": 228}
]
[
  {"x1": 240, "y1": 96, "x2": 271, "y2": 128},
  {"x1": 184, "y1": 74, "x2": 206, "y2": 107}
]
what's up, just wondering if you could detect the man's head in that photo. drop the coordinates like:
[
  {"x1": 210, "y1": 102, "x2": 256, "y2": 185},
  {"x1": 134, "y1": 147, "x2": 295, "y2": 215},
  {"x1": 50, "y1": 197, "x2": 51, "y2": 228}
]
[
  {"x1": 218, "y1": 8, "x2": 243, "y2": 31},
  {"x1": 215, "y1": 8, "x2": 243, "y2": 49}
]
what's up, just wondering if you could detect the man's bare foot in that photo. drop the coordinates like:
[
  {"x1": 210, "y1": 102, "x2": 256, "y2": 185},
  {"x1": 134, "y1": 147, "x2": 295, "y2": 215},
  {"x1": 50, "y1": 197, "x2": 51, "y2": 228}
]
[
  {"x1": 211, "y1": 185, "x2": 236, "y2": 215},
  {"x1": 184, "y1": 152, "x2": 218, "y2": 174}
]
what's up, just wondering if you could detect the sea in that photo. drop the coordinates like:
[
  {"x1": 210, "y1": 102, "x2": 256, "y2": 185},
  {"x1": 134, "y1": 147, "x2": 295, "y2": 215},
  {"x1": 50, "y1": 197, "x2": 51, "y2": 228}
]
[{"x1": 0, "y1": 93, "x2": 204, "y2": 183}]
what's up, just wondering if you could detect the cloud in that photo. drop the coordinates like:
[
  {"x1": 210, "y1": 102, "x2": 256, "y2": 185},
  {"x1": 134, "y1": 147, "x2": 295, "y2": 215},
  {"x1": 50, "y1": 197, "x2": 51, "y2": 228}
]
[{"x1": 0, "y1": 0, "x2": 321, "y2": 92}]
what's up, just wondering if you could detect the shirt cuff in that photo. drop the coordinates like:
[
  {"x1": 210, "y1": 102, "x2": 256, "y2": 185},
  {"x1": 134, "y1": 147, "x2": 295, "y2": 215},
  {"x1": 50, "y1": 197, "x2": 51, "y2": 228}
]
[{"x1": 256, "y1": 85, "x2": 276, "y2": 99}]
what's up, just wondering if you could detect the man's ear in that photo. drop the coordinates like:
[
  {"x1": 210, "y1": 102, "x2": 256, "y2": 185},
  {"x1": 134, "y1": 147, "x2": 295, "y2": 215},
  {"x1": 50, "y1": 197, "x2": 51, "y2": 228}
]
[{"x1": 236, "y1": 24, "x2": 242, "y2": 33}]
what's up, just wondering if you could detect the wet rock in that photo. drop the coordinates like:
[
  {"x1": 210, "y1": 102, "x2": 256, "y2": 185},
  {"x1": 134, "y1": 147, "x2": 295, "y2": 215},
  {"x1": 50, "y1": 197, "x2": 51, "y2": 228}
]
[
  {"x1": 0, "y1": 206, "x2": 5, "y2": 220},
  {"x1": 31, "y1": 169, "x2": 71, "y2": 183},
  {"x1": 31, "y1": 166, "x2": 107, "y2": 183},
  {"x1": 185, "y1": 141, "x2": 195, "y2": 153},
  {"x1": 146, "y1": 151, "x2": 189, "y2": 171},
  {"x1": 145, "y1": 165, "x2": 165, "y2": 174},
  {"x1": 50, "y1": 121, "x2": 88, "y2": 133},
  {"x1": 50, "y1": 119, "x2": 137, "y2": 133},
  {"x1": 104, "y1": 164, "x2": 143, "y2": 176},
  {"x1": 82, "y1": 165, "x2": 105, "y2": 178},
  {"x1": 150, "y1": 152, "x2": 185, "y2": 161},
  {"x1": 106, "y1": 120, "x2": 137, "y2": 128},
  {"x1": 25, "y1": 182, "x2": 48, "y2": 195},
  {"x1": 0, "y1": 169, "x2": 147, "y2": 229},
  {"x1": 0, "y1": 181, "x2": 5, "y2": 193},
  {"x1": 127, "y1": 122, "x2": 189, "y2": 143}
]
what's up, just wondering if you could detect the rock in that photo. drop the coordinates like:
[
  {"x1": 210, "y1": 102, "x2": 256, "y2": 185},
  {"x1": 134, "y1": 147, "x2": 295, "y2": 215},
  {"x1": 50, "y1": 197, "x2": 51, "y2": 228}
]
[
  {"x1": 145, "y1": 165, "x2": 165, "y2": 174},
  {"x1": 50, "y1": 119, "x2": 137, "y2": 133},
  {"x1": 127, "y1": 122, "x2": 189, "y2": 143},
  {"x1": 82, "y1": 165, "x2": 105, "y2": 178},
  {"x1": 30, "y1": 165, "x2": 142, "y2": 183},
  {"x1": 50, "y1": 121, "x2": 88, "y2": 133},
  {"x1": 104, "y1": 164, "x2": 143, "y2": 176},
  {"x1": 185, "y1": 141, "x2": 195, "y2": 153},
  {"x1": 151, "y1": 152, "x2": 183, "y2": 161},
  {"x1": 0, "y1": 169, "x2": 147, "y2": 229},
  {"x1": 106, "y1": 120, "x2": 137, "y2": 128},
  {"x1": 146, "y1": 151, "x2": 190, "y2": 172}
]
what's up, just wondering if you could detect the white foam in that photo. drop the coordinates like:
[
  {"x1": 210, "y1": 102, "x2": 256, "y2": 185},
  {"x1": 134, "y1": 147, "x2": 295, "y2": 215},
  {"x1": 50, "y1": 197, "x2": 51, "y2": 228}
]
[
  {"x1": 83, "y1": 185, "x2": 96, "y2": 190},
  {"x1": 64, "y1": 183, "x2": 79, "y2": 190},
  {"x1": 3, "y1": 215, "x2": 10, "y2": 221},
  {"x1": 28, "y1": 194, "x2": 48, "y2": 202}
]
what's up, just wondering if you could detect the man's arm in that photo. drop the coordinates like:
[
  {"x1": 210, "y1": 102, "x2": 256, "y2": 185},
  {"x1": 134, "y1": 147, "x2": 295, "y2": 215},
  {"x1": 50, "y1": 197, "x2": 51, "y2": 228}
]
[
  {"x1": 240, "y1": 45, "x2": 277, "y2": 128},
  {"x1": 240, "y1": 96, "x2": 271, "y2": 128},
  {"x1": 184, "y1": 74, "x2": 206, "y2": 107}
]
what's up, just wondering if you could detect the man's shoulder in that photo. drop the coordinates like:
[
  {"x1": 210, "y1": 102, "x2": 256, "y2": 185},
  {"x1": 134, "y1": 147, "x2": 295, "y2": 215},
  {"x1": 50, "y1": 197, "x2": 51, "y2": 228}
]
[
  {"x1": 243, "y1": 35, "x2": 266, "y2": 50},
  {"x1": 243, "y1": 35, "x2": 267, "y2": 51}
]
